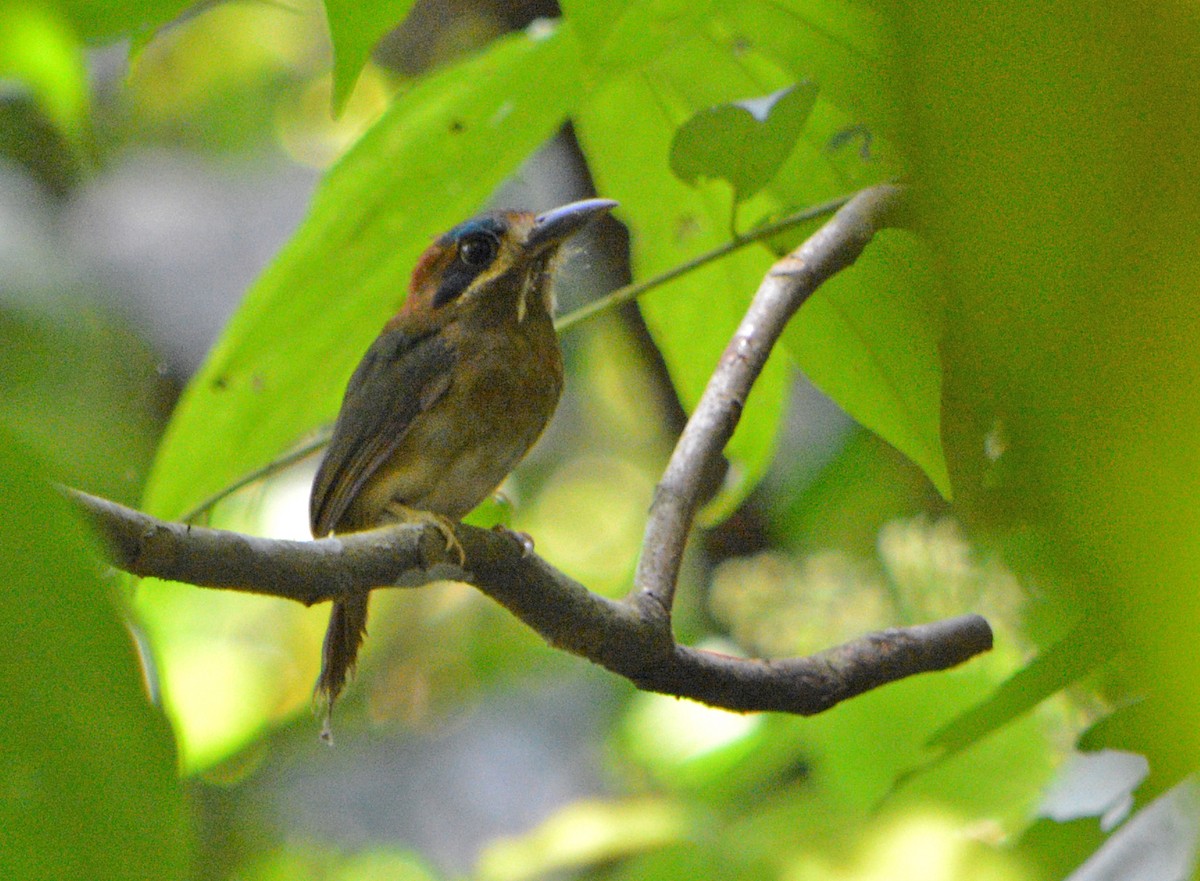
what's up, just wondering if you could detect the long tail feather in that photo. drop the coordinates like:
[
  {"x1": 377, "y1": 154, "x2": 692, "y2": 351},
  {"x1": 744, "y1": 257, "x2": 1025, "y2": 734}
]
[{"x1": 316, "y1": 593, "x2": 369, "y2": 743}]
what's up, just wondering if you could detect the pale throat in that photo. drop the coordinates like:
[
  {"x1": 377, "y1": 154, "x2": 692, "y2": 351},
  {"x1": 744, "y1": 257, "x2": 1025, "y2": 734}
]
[{"x1": 516, "y1": 254, "x2": 555, "y2": 323}]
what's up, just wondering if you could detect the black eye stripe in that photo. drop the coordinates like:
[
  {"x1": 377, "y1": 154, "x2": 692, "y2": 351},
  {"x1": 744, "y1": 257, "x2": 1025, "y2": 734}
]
[
  {"x1": 431, "y1": 231, "x2": 501, "y2": 308},
  {"x1": 429, "y1": 214, "x2": 507, "y2": 309}
]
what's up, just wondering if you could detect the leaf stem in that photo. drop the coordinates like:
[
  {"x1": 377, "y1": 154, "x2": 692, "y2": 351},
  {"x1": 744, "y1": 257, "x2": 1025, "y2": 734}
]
[
  {"x1": 553, "y1": 191, "x2": 856, "y2": 334},
  {"x1": 181, "y1": 434, "x2": 328, "y2": 523}
]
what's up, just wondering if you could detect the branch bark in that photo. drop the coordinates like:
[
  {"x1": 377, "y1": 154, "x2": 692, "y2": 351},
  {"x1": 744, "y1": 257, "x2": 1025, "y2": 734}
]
[
  {"x1": 71, "y1": 488, "x2": 993, "y2": 714},
  {"x1": 68, "y1": 183, "x2": 993, "y2": 718}
]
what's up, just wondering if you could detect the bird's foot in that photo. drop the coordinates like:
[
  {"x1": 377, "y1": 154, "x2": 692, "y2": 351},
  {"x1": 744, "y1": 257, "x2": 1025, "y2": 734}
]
[
  {"x1": 382, "y1": 502, "x2": 466, "y2": 566},
  {"x1": 493, "y1": 524, "x2": 535, "y2": 557},
  {"x1": 428, "y1": 514, "x2": 467, "y2": 566}
]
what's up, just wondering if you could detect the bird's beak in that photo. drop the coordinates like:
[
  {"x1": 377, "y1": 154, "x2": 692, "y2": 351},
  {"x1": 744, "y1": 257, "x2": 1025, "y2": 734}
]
[{"x1": 528, "y1": 198, "x2": 618, "y2": 251}]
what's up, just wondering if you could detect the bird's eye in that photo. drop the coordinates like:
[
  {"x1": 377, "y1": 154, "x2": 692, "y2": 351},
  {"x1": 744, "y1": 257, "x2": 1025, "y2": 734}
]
[{"x1": 458, "y1": 234, "x2": 498, "y2": 268}]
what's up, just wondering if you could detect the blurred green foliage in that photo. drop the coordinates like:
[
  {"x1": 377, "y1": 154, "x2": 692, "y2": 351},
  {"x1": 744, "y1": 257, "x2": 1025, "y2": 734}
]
[
  {"x1": 1, "y1": 0, "x2": 1198, "y2": 879},
  {"x1": 0, "y1": 434, "x2": 188, "y2": 879},
  {"x1": 324, "y1": 0, "x2": 418, "y2": 113}
]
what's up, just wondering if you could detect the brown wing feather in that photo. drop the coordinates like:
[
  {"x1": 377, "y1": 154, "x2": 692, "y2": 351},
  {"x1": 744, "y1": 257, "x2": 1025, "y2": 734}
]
[{"x1": 310, "y1": 328, "x2": 455, "y2": 536}]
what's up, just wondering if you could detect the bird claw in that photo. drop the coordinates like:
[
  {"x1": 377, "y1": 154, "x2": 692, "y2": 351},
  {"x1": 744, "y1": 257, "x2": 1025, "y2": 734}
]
[
  {"x1": 493, "y1": 524, "x2": 535, "y2": 557},
  {"x1": 430, "y1": 515, "x2": 467, "y2": 567},
  {"x1": 382, "y1": 502, "x2": 466, "y2": 566}
]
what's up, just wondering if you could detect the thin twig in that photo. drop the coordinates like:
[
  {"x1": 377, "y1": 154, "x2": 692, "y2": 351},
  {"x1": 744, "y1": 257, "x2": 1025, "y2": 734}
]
[
  {"x1": 181, "y1": 433, "x2": 328, "y2": 523},
  {"x1": 632, "y1": 183, "x2": 908, "y2": 614},
  {"x1": 553, "y1": 191, "x2": 857, "y2": 334}
]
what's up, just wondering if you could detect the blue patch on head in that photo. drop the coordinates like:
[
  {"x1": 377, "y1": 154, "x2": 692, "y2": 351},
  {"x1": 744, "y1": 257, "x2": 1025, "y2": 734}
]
[
  {"x1": 431, "y1": 214, "x2": 508, "y2": 308},
  {"x1": 443, "y1": 214, "x2": 507, "y2": 244}
]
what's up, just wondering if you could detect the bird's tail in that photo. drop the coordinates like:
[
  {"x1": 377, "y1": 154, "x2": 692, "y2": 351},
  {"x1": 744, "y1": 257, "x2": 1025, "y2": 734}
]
[{"x1": 316, "y1": 592, "x2": 370, "y2": 743}]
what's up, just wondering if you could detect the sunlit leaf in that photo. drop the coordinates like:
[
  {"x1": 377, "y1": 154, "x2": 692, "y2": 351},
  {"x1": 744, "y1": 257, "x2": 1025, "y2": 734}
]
[
  {"x1": 560, "y1": 0, "x2": 716, "y2": 74},
  {"x1": 144, "y1": 24, "x2": 581, "y2": 520},
  {"x1": 476, "y1": 798, "x2": 686, "y2": 881},
  {"x1": 242, "y1": 844, "x2": 440, "y2": 881},
  {"x1": 575, "y1": 47, "x2": 790, "y2": 520},
  {"x1": 573, "y1": 1, "x2": 898, "y2": 517},
  {"x1": 721, "y1": 0, "x2": 895, "y2": 133},
  {"x1": 0, "y1": 435, "x2": 188, "y2": 879},
  {"x1": 670, "y1": 83, "x2": 818, "y2": 204},
  {"x1": 324, "y1": 0, "x2": 418, "y2": 114},
  {"x1": 783, "y1": 229, "x2": 952, "y2": 498},
  {"x1": 0, "y1": 4, "x2": 89, "y2": 150},
  {"x1": 622, "y1": 689, "x2": 766, "y2": 791}
]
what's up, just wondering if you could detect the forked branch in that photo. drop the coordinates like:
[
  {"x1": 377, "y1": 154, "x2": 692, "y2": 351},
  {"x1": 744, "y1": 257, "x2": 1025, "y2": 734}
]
[
  {"x1": 72, "y1": 489, "x2": 992, "y2": 714},
  {"x1": 634, "y1": 183, "x2": 909, "y2": 613}
]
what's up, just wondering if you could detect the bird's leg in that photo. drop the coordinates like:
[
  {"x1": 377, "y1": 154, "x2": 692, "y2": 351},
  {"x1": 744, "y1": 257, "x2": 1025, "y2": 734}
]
[{"x1": 381, "y1": 501, "x2": 466, "y2": 566}]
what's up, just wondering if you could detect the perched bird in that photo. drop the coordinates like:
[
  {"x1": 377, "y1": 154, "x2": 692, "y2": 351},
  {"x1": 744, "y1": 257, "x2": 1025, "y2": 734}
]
[{"x1": 309, "y1": 198, "x2": 616, "y2": 732}]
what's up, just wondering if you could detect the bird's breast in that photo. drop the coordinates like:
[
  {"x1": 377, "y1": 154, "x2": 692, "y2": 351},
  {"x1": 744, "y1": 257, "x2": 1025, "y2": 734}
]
[{"x1": 354, "y1": 315, "x2": 563, "y2": 523}]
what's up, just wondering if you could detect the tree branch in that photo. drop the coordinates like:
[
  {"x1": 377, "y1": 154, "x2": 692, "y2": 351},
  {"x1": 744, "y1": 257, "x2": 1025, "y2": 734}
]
[
  {"x1": 71, "y1": 488, "x2": 992, "y2": 715},
  {"x1": 633, "y1": 183, "x2": 909, "y2": 613}
]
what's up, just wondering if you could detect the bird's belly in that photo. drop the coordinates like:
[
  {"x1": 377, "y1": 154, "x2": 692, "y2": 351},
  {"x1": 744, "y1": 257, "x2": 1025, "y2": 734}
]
[
  {"x1": 407, "y1": 433, "x2": 535, "y2": 517},
  {"x1": 355, "y1": 332, "x2": 562, "y2": 522}
]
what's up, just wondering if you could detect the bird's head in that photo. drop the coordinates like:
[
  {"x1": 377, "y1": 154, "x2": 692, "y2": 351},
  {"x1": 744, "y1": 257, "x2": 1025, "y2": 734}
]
[{"x1": 398, "y1": 198, "x2": 616, "y2": 329}]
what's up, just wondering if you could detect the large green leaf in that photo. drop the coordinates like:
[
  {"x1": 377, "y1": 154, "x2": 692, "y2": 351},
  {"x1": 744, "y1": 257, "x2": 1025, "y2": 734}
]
[
  {"x1": 324, "y1": 0, "x2": 418, "y2": 114},
  {"x1": 571, "y1": 0, "x2": 895, "y2": 517},
  {"x1": 144, "y1": 25, "x2": 581, "y2": 520},
  {"x1": 0, "y1": 433, "x2": 188, "y2": 878},
  {"x1": 783, "y1": 229, "x2": 952, "y2": 497},
  {"x1": 576, "y1": 67, "x2": 790, "y2": 520}
]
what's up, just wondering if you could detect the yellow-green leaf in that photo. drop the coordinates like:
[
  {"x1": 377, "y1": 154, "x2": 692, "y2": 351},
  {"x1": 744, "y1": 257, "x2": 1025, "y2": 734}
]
[
  {"x1": 784, "y1": 230, "x2": 951, "y2": 498},
  {"x1": 324, "y1": 0, "x2": 418, "y2": 115}
]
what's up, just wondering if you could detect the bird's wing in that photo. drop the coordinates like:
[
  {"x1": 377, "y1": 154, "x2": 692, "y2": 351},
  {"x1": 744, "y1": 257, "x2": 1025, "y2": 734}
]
[{"x1": 310, "y1": 328, "x2": 455, "y2": 536}]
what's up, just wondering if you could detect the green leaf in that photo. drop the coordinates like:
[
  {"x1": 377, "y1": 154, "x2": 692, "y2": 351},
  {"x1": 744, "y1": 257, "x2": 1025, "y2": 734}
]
[
  {"x1": 1012, "y1": 817, "x2": 1107, "y2": 881},
  {"x1": 144, "y1": 25, "x2": 581, "y2": 520},
  {"x1": 669, "y1": 83, "x2": 818, "y2": 204},
  {"x1": 783, "y1": 229, "x2": 952, "y2": 498},
  {"x1": 577, "y1": 68, "x2": 790, "y2": 519},
  {"x1": 720, "y1": 0, "x2": 895, "y2": 134},
  {"x1": 476, "y1": 798, "x2": 686, "y2": 881},
  {"x1": 928, "y1": 619, "x2": 1117, "y2": 757},
  {"x1": 324, "y1": 0, "x2": 418, "y2": 115},
  {"x1": 56, "y1": 0, "x2": 198, "y2": 43},
  {"x1": 572, "y1": 1, "x2": 896, "y2": 517},
  {"x1": 0, "y1": 433, "x2": 189, "y2": 879},
  {"x1": 0, "y1": 4, "x2": 89, "y2": 150},
  {"x1": 561, "y1": 0, "x2": 717, "y2": 74}
]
